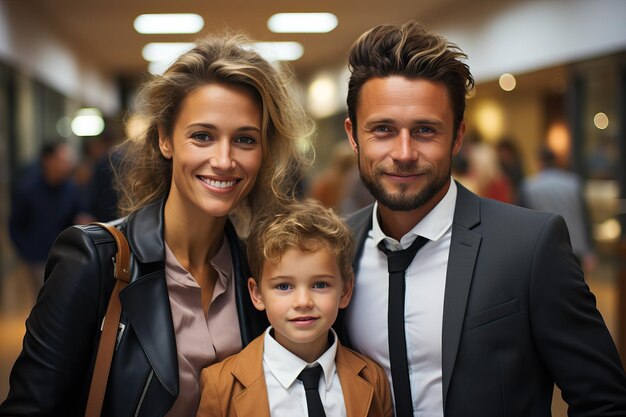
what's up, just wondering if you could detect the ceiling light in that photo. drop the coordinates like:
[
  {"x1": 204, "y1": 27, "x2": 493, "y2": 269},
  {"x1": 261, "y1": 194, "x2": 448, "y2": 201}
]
[
  {"x1": 134, "y1": 13, "x2": 204, "y2": 34},
  {"x1": 499, "y1": 73, "x2": 516, "y2": 91},
  {"x1": 250, "y1": 42, "x2": 304, "y2": 61},
  {"x1": 141, "y1": 42, "x2": 196, "y2": 62},
  {"x1": 594, "y1": 112, "x2": 609, "y2": 129},
  {"x1": 71, "y1": 108, "x2": 105, "y2": 137},
  {"x1": 148, "y1": 60, "x2": 172, "y2": 75},
  {"x1": 268, "y1": 13, "x2": 338, "y2": 33}
]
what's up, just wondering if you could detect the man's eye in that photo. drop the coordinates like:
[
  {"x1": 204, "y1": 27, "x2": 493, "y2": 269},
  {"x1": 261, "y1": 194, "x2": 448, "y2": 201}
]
[
  {"x1": 415, "y1": 126, "x2": 435, "y2": 134},
  {"x1": 374, "y1": 126, "x2": 391, "y2": 132}
]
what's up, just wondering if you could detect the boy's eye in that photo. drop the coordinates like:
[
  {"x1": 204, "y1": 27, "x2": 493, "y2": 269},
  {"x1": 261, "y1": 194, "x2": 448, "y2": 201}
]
[
  {"x1": 277, "y1": 283, "x2": 291, "y2": 291},
  {"x1": 313, "y1": 282, "x2": 328, "y2": 289}
]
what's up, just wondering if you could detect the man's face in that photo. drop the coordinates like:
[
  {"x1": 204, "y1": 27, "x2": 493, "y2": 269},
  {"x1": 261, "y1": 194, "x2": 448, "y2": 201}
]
[
  {"x1": 344, "y1": 76, "x2": 464, "y2": 212},
  {"x1": 43, "y1": 144, "x2": 77, "y2": 186}
]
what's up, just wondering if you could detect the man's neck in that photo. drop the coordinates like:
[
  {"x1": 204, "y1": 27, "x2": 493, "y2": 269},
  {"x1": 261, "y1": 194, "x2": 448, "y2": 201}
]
[{"x1": 377, "y1": 205, "x2": 429, "y2": 241}]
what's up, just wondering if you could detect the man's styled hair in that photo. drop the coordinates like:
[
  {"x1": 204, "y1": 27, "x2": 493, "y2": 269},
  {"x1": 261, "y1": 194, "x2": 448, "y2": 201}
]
[
  {"x1": 247, "y1": 199, "x2": 355, "y2": 284},
  {"x1": 346, "y1": 20, "x2": 475, "y2": 141}
]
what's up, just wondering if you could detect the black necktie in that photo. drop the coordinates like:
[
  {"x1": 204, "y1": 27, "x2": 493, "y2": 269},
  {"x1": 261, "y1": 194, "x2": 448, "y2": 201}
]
[
  {"x1": 378, "y1": 235, "x2": 429, "y2": 417},
  {"x1": 297, "y1": 364, "x2": 326, "y2": 417}
]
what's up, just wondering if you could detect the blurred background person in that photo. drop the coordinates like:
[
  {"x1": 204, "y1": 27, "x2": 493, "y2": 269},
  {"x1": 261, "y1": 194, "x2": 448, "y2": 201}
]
[
  {"x1": 86, "y1": 133, "x2": 122, "y2": 221},
  {"x1": 309, "y1": 141, "x2": 374, "y2": 216},
  {"x1": 340, "y1": 163, "x2": 376, "y2": 216},
  {"x1": 496, "y1": 137, "x2": 525, "y2": 204},
  {"x1": 310, "y1": 141, "x2": 358, "y2": 213},
  {"x1": 467, "y1": 141, "x2": 514, "y2": 204},
  {"x1": 8, "y1": 139, "x2": 93, "y2": 304},
  {"x1": 520, "y1": 146, "x2": 597, "y2": 272},
  {"x1": 452, "y1": 140, "x2": 480, "y2": 195}
]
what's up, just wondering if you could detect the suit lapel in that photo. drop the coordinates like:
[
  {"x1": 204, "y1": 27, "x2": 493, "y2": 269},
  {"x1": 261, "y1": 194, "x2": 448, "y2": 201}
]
[
  {"x1": 336, "y1": 344, "x2": 373, "y2": 417},
  {"x1": 441, "y1": 182, "x2": 482, "y2": 408},
  {"x1": 232, "y1": 335, "x2": 271, "y2": 417}
]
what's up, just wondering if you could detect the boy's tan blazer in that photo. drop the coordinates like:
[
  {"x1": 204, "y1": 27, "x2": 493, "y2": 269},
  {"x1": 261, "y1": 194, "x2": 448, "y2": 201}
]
[{"x1": 196, "y1": 333, "x2": 393, "y2": 417}]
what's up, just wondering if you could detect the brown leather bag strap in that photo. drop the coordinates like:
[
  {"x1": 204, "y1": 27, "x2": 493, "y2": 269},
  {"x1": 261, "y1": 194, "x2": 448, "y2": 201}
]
[{"x1": 85, "y1": 222, "x2": 131, "y2": 417}]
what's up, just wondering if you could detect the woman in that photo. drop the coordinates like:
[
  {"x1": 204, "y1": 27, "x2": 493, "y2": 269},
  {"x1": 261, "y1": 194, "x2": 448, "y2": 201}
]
[{"x1": 0, "y1": 33, "x2": 312, "y2": 416}]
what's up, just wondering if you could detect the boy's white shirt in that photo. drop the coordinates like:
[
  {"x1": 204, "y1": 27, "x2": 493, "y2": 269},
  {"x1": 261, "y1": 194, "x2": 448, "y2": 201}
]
[{"x1": 262, "y1": 326, "x2": 347, "y2": 417}]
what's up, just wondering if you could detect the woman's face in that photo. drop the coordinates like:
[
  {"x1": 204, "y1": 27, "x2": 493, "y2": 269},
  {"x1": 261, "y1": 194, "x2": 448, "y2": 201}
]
[{"x1": 159, "y1": 83, "x2": 263, "y2": 219}]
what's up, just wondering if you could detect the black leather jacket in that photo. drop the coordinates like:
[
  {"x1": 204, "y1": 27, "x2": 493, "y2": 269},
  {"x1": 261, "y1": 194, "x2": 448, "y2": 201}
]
[{"x1": 0, "y1": 198, "x2": 268, "y2": 416}]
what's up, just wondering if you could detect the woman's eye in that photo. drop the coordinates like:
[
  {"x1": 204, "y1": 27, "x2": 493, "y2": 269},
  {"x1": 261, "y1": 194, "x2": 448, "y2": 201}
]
[
  {"x1": 191, "y1": 132, "x2": 211, "y2": 141},
  {"x1": 313, "y1": 282, "x2": 328, "y2": 289},
  {"x1": 235, "y1": 136, "x2": 257, "y2": 145},
  {"x1": 277, "y1": 283, "x2": 291, "y2": 291}
]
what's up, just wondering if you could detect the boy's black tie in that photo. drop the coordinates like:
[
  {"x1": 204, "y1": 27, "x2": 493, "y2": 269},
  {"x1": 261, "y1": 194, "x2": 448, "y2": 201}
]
[
  {"x1": 378, "y1": 235, "x2": 429, "y2": 417},
  {"x1": 297, "y1": 364, "x2": 326, "y2": 417}
]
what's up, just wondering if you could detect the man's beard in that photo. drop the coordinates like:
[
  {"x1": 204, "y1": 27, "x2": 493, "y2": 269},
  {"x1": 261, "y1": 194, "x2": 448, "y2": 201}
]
[{"x1": 358, "y1": 159, "x2": 450, "y2": 211}]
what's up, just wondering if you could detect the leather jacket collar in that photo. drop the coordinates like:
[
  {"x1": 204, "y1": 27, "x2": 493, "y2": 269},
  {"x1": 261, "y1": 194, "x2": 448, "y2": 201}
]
[{"x1": 125, "y1": 198, "x2": 165, "y2": 264}]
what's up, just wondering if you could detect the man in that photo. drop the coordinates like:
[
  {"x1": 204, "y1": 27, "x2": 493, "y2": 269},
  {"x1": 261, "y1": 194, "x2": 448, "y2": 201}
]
[
  {"x1": 338, "y1": 21, "x2": 626, "y2": 417},
  {"x1": 9, "y1": 140, "x2": 92, "y2": 301},
  {"x1": 520, "y1": 147, "x2": 596, "y2": 272}
]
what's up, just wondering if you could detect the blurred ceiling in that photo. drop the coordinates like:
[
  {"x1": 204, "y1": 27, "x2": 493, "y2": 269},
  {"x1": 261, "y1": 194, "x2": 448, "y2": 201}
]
[{"x1": 29, "y1": 0, "x2": 482, "y2": 81}]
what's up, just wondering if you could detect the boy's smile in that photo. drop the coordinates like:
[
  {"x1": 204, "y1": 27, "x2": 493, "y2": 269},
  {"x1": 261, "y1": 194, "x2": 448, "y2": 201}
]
[{"x1": 249, "y1": 246, "x2": 352, "y2": 363}]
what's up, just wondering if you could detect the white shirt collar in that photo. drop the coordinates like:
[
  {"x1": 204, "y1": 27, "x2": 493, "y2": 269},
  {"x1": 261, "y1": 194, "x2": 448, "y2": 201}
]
[
  {"x1": 371, "y1": 179, "x2": 458, "y2": 250},
  {"x1": 263, "y1": 326, "x2": 339, "y2": 391}
]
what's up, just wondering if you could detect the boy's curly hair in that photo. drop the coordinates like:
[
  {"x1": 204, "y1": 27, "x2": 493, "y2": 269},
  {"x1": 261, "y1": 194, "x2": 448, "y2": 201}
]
[{"x1": 247, "y1": 199, "x2": 354, "y2": 283}]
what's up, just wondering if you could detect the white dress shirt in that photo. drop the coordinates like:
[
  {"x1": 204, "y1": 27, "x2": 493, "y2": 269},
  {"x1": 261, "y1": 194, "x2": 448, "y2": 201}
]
[
  {"x1": 345, "y1": 180, "x2": 457, "y2": 417},
  {"x1": 262, "y1": 327, "x2": 347, "y2": 417}
]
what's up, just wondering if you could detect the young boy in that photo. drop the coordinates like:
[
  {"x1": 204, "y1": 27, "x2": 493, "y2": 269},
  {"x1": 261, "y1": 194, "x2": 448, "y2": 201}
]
[{"x1": 196, "y1": 200, "x2": 393, "y2": 417}]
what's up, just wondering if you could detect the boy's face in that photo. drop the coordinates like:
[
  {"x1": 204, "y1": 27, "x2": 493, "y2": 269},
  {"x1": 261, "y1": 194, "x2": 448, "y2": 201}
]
[{"x1": 248, "y1": 246, "x2": 353, "y2": 363}]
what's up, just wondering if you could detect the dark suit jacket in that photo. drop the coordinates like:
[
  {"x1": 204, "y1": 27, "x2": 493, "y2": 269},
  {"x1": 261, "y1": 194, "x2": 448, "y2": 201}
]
[{"x1": 339, "y1": 181, "x2": 626, "y2": 417}]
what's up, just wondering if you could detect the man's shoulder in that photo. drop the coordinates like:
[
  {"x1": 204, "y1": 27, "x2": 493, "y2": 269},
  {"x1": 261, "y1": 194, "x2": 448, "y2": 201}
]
[{"x1": 345, "y1": 204, "x2": 374, "y2": 231}]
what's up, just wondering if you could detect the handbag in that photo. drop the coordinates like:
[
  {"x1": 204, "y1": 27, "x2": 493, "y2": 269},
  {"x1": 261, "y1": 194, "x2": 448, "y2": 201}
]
[{"x1": 85, "y1": 222, "x2": 131, "y2": 417}]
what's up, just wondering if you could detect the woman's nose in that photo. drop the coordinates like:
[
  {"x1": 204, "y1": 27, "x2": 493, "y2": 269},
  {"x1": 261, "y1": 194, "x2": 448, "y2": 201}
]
[{"x1": 209, "y1": 140, "x2": 236, "y2": 170}]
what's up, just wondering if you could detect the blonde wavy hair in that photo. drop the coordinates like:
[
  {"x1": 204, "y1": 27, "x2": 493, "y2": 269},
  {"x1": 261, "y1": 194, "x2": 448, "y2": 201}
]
[
  {"x1": 247, "y1": 199, "x2": 355, "y2": 284},
  {"x1": 115, "y1": 32, "x2": 313, "y2": 233}
]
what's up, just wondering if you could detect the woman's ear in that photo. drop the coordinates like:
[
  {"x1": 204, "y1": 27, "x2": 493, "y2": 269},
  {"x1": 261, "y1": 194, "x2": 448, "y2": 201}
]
[
  {"x1": 158, "y1": 127, "x2": 172, "y2": 159},
  {"x1": 248, "y1": 277, "x2": 266, "y2": 311}
]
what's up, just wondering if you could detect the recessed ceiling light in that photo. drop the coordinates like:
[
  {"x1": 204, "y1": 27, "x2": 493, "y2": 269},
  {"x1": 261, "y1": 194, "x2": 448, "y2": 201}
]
[
  {"x1": 594, "y1": 112, "x2": 609, "y2": 130},
  {"x1": 268, "y1": 13, "x2": 338, "y2": 33},
  {"x1": 71, "y1": 108, "x2": 105, "y2": 137},
  {"x1": 250, "y1": 42, "x2": 304, "y2": 61},
  {"x1": 141, "y1": 42, "x2": 196, "y2": 62},
  {"x1": 134, "y1": 13, "x2": 204, "y2": 34},
  {"x1": 499, "y1": 73, "x2": 516, "y2": 91}
]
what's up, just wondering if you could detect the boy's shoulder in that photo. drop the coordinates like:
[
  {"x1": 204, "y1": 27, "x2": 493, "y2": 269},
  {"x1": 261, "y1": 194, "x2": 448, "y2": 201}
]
[
  {"x1": 335, "y1": 343, "x2": 386, "y2": 381},
  {"x1": 335, "y1": 343, "x2": 393, "y2": 416},
  {"x1": 201, "y1": 333, "x2": 265, "y2": 384}
]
